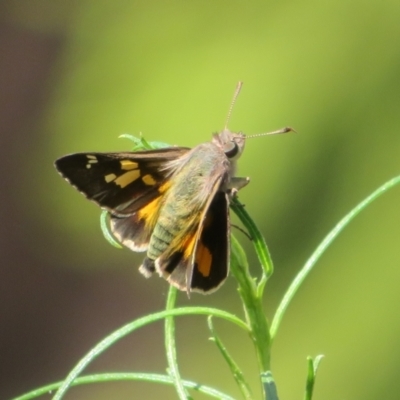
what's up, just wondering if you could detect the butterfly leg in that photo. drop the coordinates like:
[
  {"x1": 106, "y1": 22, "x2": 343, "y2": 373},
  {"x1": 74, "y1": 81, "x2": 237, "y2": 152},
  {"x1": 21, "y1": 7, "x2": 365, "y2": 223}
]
[{"x1": 227, "y1": 176, "x2": 250, "y2": 197}]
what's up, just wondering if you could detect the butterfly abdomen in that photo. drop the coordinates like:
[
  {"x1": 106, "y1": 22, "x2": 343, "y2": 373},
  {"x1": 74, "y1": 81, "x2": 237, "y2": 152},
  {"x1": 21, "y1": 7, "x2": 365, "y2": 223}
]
[
  {"x1": 146, "y1": 187, "x2": 201, "y2": 260},
  {"x1": 145, "y1": 144, "x2": 229, "y2": 270}
]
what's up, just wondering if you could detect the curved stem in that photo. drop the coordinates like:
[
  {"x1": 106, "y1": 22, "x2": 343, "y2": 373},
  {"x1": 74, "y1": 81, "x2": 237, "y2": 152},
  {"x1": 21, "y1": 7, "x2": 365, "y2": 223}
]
[
  {"x1": 271, "y1": 176, "x2": 400, "y2": 339},
  {"x1": 52, "y1": 307, "x2": 248, "y2": 400}
]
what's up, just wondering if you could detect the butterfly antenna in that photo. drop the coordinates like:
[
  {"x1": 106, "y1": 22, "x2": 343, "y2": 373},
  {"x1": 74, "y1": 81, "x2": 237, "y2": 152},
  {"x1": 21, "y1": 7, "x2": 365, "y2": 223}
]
[
  {"x1": 246, "y1": 126, "x2": 297, "y2": 139},
  {"x1": 224, "y1": 81, "x2": 243, "y2": 129}
]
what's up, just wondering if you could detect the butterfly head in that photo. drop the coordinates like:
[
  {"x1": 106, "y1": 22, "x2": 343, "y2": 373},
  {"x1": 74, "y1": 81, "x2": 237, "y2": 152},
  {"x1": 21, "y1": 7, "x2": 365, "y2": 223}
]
[
  {"x1": 213, "y1": 129, "x2": 246, "y2": 161},
  {"x1": 212, "y1": 81, "x2": 294, "y2": 163}
]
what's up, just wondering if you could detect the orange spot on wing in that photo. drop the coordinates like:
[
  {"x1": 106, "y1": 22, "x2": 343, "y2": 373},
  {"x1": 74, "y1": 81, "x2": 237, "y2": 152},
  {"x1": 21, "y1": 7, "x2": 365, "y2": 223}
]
[
  {"x1": 193, "y1": 212, "x2": 213, "y2": 276},
  {"x1": 183, "y1": 233, "x2": 197, "y2": 259},
  {"x1": 138, "y1": 196, "x2": 163, "y2": 228},
  {"x1": 136, "y1": 181, "x2": 171, "y2": 228},
  {"x1": 195, "y1": 242, "x2": 212, "y2": 277},
  {"x1": 159, "y1": 180, "x2": 171, "y2": 193}
]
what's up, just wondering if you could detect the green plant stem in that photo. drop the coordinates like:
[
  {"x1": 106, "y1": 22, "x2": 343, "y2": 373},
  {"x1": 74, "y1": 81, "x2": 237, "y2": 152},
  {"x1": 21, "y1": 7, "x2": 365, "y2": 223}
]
[
  {"x1": 261, "y1": 371, "x2": 279, "y2": 400},
  {"x1": 11, "y1": 373, "x2": 235, "y2": 400},
  {"x1": 230, "y1": 196, "x2": 279, "y2": 400},
  {"x1": 271, "y1": 175, "x2": 400, "y2": 339},
  {"x1": 231, "y1": 236, "x2": 272, "y2": 399},
  {"x1": 165, "y1": 287, "x2": 192, "y2": 399},
  {"x1": 52, "y1": 307, "x2": 248, "y2": 400},
  {"x1": 208, "y1": 316, "x2": 253, "y2": 400}
]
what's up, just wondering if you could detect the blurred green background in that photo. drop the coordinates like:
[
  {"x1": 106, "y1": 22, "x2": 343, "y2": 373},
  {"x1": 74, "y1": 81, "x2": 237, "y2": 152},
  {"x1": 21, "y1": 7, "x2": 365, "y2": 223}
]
[{"x1": 1, "y1": 1, "x2": 400, "y2": 399}]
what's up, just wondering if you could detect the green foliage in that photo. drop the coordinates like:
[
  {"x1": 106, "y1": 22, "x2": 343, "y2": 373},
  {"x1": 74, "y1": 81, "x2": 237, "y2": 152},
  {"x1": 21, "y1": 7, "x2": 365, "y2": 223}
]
[
  {"x1": 304, "y1": 355, "x2": 324, "y2": 400},
  {"x1": 13, "y1": 136, "x2": 400, "y2": 399}
]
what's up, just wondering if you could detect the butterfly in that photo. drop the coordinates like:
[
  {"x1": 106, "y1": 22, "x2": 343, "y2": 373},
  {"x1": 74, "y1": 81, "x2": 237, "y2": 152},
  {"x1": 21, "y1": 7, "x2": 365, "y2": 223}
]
[{"x1": 55, "y1": 82, "x2": 291, "y2": 294}]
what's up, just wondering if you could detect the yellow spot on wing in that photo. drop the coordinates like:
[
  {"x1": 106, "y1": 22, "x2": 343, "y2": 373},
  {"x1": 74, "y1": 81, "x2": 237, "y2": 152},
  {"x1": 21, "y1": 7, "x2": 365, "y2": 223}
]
[
  {"x1": 142, "y1": 174, "x2": 156, "y2": 186},
  {"x1": 115, "y1": 170, "x2": 140, "y2": 188},
  {"x1": 85, "y1": 156, "x2": 98, "y2": 169},
  {"x1": 120, "y1": 160, "x2": 138, "y2": 170},
  {"x1": 105, "y1": 173, "x2": 117, "y2": 183}
]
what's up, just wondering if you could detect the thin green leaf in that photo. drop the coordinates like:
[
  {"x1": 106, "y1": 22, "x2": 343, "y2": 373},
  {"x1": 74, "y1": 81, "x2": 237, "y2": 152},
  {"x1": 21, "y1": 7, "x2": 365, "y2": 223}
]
[
  {"x1": 231, "y1": 196, "x2": 273, "y2": 293},
  {"x1": 118, "y1": 133, "x2": 170, "y2": 150},
  {"x1": 100, "y1": 210, "x2": 123, "y2": 248},
  {"x1": 208, "y1": 316, "x2": 253, "y2": 400},
  {"x1": 165, "y1": 287, "x2": 192, "y2": 400},
  {"x1": 146, "y1": 140, "x2": 172, "y2": 149},
  {"x1": 118, "y1": 133, "x2": 143, "y2": 146},
  {"x1": 271, "y1": 175, "x2": 400, "y2": 340},
  {"x1": 11, "y1": 372, "x2": 235, "y2": 400},
  {"x1": 304, "y1": 355, "x2": 324, "y2": 400},
  {"x1": 52, "y1": 307, "x2": 248, "y2": 399},
  {"x1": 230, "y1": 234, "x2": 257, "y2": 299}
]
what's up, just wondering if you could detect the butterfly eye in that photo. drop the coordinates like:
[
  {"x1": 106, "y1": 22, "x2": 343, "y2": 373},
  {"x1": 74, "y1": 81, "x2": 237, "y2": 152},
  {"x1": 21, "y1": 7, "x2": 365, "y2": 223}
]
[{"x1": 224, "y1": 141, "x2": 240, "y2": 159}]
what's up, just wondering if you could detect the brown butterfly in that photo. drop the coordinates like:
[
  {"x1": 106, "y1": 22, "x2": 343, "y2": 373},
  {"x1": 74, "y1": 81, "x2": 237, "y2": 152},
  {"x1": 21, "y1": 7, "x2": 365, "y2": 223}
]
[{"x1": 55, "y1": 82, "x2": 291, "y2": 293}]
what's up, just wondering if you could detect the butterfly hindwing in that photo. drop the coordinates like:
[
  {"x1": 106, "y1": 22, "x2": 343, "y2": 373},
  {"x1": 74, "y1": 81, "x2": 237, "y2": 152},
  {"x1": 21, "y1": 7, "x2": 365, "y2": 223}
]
[{"x1": 109, "y1": 179, "x2": 171, "y2": 252}]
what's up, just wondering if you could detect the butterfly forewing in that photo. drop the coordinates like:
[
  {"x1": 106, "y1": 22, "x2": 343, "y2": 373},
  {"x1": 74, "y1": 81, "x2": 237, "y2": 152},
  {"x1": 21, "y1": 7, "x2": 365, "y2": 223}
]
[
  {"x1": 190, "y1": 191, "x2": 230, "y2": 292},
  {"x1": 55, "y1": 148, "x2": 189, "y2": 215}
]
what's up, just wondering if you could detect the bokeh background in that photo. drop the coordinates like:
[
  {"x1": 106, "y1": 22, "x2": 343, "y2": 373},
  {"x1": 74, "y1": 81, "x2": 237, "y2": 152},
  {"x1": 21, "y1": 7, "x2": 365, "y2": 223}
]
[{"x1": 1, "y1": 1, "x2": 400, "y2": 399}]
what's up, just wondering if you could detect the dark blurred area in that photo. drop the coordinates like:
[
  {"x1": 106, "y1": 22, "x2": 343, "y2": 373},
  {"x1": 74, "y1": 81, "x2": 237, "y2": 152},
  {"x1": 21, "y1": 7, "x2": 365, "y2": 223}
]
[{"x1": 1, "y1": 1, "x2": 400, "y2": 399}]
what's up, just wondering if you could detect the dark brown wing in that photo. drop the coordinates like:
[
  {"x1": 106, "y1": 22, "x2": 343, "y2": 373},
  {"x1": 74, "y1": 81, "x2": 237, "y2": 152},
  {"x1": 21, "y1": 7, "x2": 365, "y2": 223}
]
[
  {"x1": 54, "y1": 148, "x2": 189, "y2": 215},
  {"x1": 152, "y1": 179, "x2": 229, "y2": 293},
  {"x1": 190, "y1": 192, "x2": 230, "y2": 293}
]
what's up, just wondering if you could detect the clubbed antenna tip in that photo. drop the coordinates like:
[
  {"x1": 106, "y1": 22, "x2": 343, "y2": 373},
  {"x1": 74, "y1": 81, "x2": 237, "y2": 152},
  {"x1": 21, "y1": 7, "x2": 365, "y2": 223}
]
[{"x1": 246, "y1": 126, "x2": 297, "y2": 139}]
